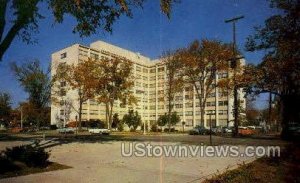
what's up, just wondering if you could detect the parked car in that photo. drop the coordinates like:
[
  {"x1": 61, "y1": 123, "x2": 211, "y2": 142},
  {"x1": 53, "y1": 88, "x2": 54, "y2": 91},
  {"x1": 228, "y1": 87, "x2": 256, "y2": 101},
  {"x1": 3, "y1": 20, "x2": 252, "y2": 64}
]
[
  {"x1": 88, "y1": 128, "x2": 110, "y2": 135},
  {"x1": 189, "y1": 126, "x2": 208, "y2": 135},
  {"x1": 288, "y1": 123, "x2": 300, "y2": 138},
  {"x1": 57, "y1": 127, "x2": 75, "y2": 134},
  {"x1": 222, "y1": 126, "x2": 233, "y2": 133},
  {"x1": 211, "y1": 126, "x2": 223, "y2": 134}
]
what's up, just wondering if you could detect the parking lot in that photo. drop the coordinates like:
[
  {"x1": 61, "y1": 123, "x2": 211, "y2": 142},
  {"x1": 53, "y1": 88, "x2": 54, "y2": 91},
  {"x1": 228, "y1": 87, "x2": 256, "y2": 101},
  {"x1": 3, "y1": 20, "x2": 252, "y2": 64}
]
[{"x1": 0, "y1": 132, "x2": 287, "y2": 183}]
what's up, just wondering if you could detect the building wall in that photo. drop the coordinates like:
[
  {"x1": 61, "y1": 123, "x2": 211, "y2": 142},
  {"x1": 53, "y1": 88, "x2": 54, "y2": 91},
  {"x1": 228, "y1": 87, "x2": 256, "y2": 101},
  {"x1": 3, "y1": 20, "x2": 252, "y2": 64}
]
[{"x1": 51, "y1": 41, "x2": 246, "y2": 129}]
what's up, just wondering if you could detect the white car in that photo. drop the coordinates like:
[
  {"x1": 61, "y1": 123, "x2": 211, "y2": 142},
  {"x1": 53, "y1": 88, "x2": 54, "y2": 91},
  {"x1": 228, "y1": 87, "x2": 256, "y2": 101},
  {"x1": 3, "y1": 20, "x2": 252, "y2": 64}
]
[
  {"x1": 88, "y1": 128, "x2": 110, "y2": 135},
  {"x1": 57, "y1": 127, "x2": 75, "y2": 134}
]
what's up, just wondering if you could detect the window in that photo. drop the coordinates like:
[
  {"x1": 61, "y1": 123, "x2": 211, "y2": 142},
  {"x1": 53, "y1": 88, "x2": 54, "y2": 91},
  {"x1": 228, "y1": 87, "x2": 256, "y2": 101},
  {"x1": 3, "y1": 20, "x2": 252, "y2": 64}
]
[
  {"x1": 206, "y1": 110, "x2": 215, "y2": 114},
  {"x1": 206, "y1": 101, "x2": 216, "y2": 107},
  {"x1": 158, "y1": 82, "x2": 164, "y2": 87},
  {"x1": 59, "y1": 100, "x2": 65, "y2": 106},
  {"x1": 149, "y1": 99, "x2": 156, "y2": 102},
  {"x1": 175, "y1": 104, "x2": 183, "y2": 108},
  {"x1": 60, "y1": 81, "x2": 66, "y2": 87},
  {"x1": 158, "y1": 75, "x2": 164, "y2": 79},
  {"x1": 158, "y1": 67, "x2": 164, "y2": 72},
  {"x1": 185, "y1": 103, "x2": 193, "y2": 108},
  {"x1": 60, "y1": 110, "x2": 64, "y2": 115},
  {"x1": 90, "y1": 53, "x2": 99, "y2": 60},
  {"x1": 136, "y1": 74, "x2": 141, "y2": 79},
  {"x1": 218, "y1": 101, "x2": 228, "y2": 106},
  {"x1": 219, "y1": 110, "x2": 228, "y2": 115},
  {"x1": 60, "y1": 89, "x2": 66, "y2": 96},
  {"x1": 150, "y1": 106, "x2": 156, "y2": 110},
  {"x1": 150, "y1": 68, "x2": 156, "y2": 73},
  {"x1": 143, "y1": 68, "x2": 148, "y2": 73},
  {"x1": 207, "y1": 93, "x2": 216, "y2": 98},
  {"x1": 175, "y1": 96, "x2": 183, "y2": 101},
  {"x1": 186, "y1": 111, "x2": 193, "y2": 116},
  {"x1": 219, "y1": 92, "x2": 228, "y2": 98},
  {"x1": 136, "y1": 66, "x2": 142, "y2": 72},
  {"x1": 60, "y1": 52, "x2": 67, "y2": 59}
]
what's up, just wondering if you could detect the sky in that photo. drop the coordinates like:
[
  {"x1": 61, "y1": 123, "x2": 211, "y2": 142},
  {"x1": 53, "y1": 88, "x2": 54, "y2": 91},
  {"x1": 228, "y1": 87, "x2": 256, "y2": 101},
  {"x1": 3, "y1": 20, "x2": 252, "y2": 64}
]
[{"x1": 0, "y1": 0, "x2": 278, "y2": 108}]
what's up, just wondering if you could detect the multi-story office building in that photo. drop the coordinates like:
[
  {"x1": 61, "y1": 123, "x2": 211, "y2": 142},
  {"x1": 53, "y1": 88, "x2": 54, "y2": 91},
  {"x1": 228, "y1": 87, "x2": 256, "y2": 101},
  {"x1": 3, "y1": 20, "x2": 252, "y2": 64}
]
[{"x1": 51, "y1": 40, "x2": 246, "y2": 129}]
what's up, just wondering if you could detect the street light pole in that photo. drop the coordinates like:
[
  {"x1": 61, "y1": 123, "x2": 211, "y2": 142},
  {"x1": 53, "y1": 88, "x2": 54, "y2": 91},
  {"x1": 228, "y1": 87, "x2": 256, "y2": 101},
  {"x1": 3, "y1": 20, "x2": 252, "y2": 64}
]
[
  {"x1": 207, "y1": 113, "x2": 215, "y2": 145},
  {"x1": 225, "y1": 15, "x2": 244, "y2": 137}
]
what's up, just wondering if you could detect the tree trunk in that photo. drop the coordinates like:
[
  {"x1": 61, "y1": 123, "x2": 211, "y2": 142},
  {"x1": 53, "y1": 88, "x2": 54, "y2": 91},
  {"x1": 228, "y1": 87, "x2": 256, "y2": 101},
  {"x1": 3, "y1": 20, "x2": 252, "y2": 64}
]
[
  {"x1": 78, "y1": 100, "x2": 82, "y2": 131},
  {"x1": 105, "y1": 103, "x2": 109, "y2": 129},
  {"x1": 281, "y1": 94, "x2": 300, "y2": 140},
  {"x1": 168, "y1": 97, "x2": 172, "y2": 133},
  {"x1": 268, "y1": 92, "x2": 272, "y2": 131},
  {"x1": 108, "y1": 102, "x2": 114, "y2": 129}
]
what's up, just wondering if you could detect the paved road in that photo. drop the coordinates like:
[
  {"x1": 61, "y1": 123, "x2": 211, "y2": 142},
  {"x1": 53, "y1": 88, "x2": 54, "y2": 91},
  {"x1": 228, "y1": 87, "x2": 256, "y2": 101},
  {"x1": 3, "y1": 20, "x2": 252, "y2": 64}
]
[{"x1": 0, "y1": 133, "x2": 285, "y2": 183}]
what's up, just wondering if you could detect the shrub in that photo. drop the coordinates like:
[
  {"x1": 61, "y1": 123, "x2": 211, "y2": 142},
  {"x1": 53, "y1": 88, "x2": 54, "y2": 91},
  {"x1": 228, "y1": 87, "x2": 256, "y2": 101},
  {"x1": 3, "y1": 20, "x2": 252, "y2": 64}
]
[
  {"x1": 4, "y1": 144, "x2": 49, "y2": 167},
  {"x1": 141, "y1": 123, "x2": 149, "y2": 131},
  {"x1": 151, "y1": 123, "x2": 158, "y2": 132},
  {"x1": 88, "y1": 119, "x2": 106, "y2": 128},
  {"x1": 50, "y1": 125, "x2": 57, "y2": 130},
  {"x1": 164, "y1": 128, "x2": 175, "y2": 132},
  {"x1": 123, "y1": 110, "x2": 141, "y2": 132},
  {"x1": 0, "y1": 155, "x2": 19, "y2": 173},
  {"x1": 117, "y1": 122, "x2": 124, "y2": 132}
]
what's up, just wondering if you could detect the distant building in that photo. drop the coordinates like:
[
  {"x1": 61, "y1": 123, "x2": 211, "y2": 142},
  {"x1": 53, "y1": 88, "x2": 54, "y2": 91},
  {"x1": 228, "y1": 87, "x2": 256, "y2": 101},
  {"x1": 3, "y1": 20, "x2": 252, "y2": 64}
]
[{"x1": 51, "y1": 40, "x2": 246, "y2": 129}]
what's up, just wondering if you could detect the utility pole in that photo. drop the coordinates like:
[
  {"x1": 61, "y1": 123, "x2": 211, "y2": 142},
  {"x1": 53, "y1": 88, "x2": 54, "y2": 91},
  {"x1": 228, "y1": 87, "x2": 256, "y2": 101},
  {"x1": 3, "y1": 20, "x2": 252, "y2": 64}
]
[
  {"x1": 225, "y1": 15, "x2": 244, "y2": 137},
  {"x1": 20, "y1": 106, "x2": 23, "y2": 129}
]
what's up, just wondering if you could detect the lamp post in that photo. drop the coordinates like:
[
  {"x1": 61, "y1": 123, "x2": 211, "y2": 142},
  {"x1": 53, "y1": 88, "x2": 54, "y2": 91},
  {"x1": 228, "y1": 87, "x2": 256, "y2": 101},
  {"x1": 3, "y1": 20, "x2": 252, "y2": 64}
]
[
  {"x1": 207, "y1": 112, "x2": 215, "y2": 145},
  {"x1": 225, "y1": 15, "x2": 244, "y2": 137},
  {"x1": 75, "y1": 115, "x2": 78, "y2": 137}
]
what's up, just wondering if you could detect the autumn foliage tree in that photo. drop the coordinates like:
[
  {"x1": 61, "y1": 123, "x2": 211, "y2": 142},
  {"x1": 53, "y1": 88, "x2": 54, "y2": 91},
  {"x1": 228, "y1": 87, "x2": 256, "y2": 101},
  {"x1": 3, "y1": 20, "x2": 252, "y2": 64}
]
[
  {"x1": 245, "y1": 0, "x2": 300, "y2": 139},
  {"x1": 0, "y1": 0, "x2": 176, "y2": 61},
  {"x1": 53, "y1": 59, "x2": 97, "y2": 130},
  {"x1": 161, "y1": 50, "x2": 183, "y2": 132},
  {"x1": 178, "y1": 40, "x2": 232, "y2": 127},
  {"x1": 95, "y1": 57, "x2": 136, "y2": 129}
]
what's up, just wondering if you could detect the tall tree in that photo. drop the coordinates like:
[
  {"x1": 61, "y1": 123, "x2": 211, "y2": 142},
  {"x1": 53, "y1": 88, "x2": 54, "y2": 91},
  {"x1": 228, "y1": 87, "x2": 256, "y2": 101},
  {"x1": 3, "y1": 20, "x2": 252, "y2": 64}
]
[
  {"x1": 0, "y1": 92, "x2": 11, "y2": 125},
  {"x1": 179, "y1": 40, "x2": 232, "y2": 127},
  {"x1": 0, "y1": 0, "x2": 176, "y2": 61},
  {"x1": 161, "y1": 50, "x2": 183, "y2": 132},
  {"x1": 95, "y1": 57, "x2": 136, "y2": 129},
  {"x1": 53, "y1": 59, "x2": 97, "y2": 130},
  {"x1": 245, "y1": 0, "x2": 300, "y2": 139},
  {"x1": 11, "y1": 60, "x2": 51, "y2": 128}
]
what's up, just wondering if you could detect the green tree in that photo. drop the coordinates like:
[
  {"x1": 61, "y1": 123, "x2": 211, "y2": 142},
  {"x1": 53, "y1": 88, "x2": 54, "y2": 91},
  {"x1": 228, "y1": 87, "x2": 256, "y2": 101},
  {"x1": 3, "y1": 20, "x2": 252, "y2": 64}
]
[
  {"x1": 157, "y1": 114, "x2": 168, "y2": 127},
  {"x1": 0, "y1": 0, "x2": 176, "y2": 61},
  {"x1": 0, "y1": 92, "x2": 11, "y2": 125},
  {"x1": 111, "y1": 113, "x2": 121, "y2": 129},
  {"x1": 157, "y1": 112, "x2": 180, "y2": 130},
  {"x1": 122, "y1": 110, "x2": 141, "y2": 131},
  {"x1": 11, "y1": 60, "x2": 51, "y2": 128},
  {"x1": 245, "y1": 0, "x2": 300, "y2": 139},
  {"x1": 170, "y1": 111, "x2": 180, "y2": 126}
]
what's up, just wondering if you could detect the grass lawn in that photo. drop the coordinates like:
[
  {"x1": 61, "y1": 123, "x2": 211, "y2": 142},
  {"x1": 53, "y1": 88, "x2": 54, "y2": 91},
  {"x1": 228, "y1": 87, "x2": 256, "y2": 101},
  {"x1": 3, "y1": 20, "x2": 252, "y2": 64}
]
[
  {"x1": 204, "y1": 144, "x2": 300, "y2": 183},
  {"x1": 0, "y1": 162, "x2": 71, "y2": 179}
]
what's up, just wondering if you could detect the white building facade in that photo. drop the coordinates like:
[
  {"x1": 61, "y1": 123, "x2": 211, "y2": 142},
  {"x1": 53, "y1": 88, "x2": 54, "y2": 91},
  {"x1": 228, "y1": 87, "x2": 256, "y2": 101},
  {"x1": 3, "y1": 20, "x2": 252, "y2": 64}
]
[{"x1": 51, "y1": 40, "x2": 246, "y2": 129}]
